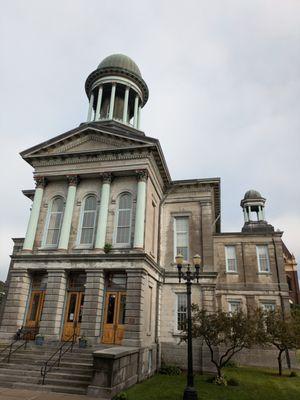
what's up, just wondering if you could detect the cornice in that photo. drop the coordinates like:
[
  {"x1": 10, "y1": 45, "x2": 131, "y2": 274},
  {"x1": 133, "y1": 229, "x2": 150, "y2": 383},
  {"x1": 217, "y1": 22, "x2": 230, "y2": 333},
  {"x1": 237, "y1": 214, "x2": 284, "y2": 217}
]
[{"x1": 11, "y1": 252, "x2": 164, "y2": 275}]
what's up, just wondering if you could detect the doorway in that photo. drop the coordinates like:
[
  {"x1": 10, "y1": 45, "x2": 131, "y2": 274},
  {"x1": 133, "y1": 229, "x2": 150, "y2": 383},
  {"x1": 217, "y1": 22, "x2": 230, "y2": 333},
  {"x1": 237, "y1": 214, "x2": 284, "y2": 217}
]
[
  {"x1": 25, "y1": 290, "x2": 45, "y2": 338},
  {"x1": 62, "y1": 291, "x2": 84, "y2": 341},
  {"x1": 102, "y1": 291, "x2": 126, "y2": 344}
]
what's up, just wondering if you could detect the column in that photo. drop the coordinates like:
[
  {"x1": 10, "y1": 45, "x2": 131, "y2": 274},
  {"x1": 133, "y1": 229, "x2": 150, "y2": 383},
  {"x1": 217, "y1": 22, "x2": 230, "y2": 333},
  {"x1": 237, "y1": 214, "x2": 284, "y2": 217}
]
[
  {"x1": 95, "y1": 85, "x2": 103, "y2": 121},
  {"x1": 108, "y1": 83, "x2": 116, "y2": 120},
  {"x1": 133, "y1": 170, "x2": 148, "y2": 249},
  {"x1": 58, "y1": 175, "x2": 78, "y2": 250},
  {"x1": 95, "y1": 173, "x2": 112, "y2": 250},
  {"x1": 123, "y1": 270, "x2": 147, "y2": 347},
  {"x1": 0, "y1": 270, "x2": 30, "y2": 339},
  {"x1": 122, "y1": 86, "x2": 130, "y2": 123},
  {"x1": 137, "y1": 105, "x2": 142, "y2": 129},
  {"x1": 23, "y1": 177, "x2": 46, "y2": 251},
  {"x1": 133, "y1": 94, "x2": 139, "y2": 128},
  {"x1": 248, "y1": 206, "x2": 252, "y2": 221},
  {"x1": 39, "y1": 270, "x2": 67, "y2": 340},
  {"x1": 80, "y1": 270, "x2": 104, "y2": 342},
  {"x1": 87, "y1": 91, "x2": 95, "y2": 122},
  {"x1": 243, "y1": 208, "x2": 249, "y2": 222}
]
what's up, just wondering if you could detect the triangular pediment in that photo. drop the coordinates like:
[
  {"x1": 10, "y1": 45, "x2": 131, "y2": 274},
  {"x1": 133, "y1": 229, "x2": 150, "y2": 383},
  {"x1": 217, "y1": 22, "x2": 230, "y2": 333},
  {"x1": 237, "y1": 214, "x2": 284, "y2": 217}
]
[
  {"x1": 37, "y1": 132, "x2": 141, "y2": 156},
  {"x1": 21, "y1": 123, "x2": 155, "y2": 159}
]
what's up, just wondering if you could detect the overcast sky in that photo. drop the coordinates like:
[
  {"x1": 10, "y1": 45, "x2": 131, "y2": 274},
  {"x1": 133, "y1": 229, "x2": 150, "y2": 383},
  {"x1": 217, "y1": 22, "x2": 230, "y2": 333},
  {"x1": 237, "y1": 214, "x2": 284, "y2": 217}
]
[{"x1": 1, "y1": 0, "x2": 299, "y2": 281}]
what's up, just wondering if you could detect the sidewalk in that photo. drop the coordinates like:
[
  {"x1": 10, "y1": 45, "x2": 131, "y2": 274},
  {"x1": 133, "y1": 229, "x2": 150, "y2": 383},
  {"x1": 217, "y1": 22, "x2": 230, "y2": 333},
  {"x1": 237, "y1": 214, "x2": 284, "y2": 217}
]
[{"x1": 0, "y1": 388, "x2": 100, "y2": 400}]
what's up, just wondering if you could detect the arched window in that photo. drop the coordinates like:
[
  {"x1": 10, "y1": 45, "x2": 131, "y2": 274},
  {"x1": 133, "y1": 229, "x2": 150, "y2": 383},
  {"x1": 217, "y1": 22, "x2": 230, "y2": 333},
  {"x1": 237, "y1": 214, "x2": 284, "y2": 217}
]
[
  {"x1": 78, "y1": 195, "x2": 97, "y2": 245},
  {"x1": 115, "y1": 193, "x2": 133, "y2": 246},
  {"x1": 44, "y1": 197, "x2": 64, "y2": 247}
]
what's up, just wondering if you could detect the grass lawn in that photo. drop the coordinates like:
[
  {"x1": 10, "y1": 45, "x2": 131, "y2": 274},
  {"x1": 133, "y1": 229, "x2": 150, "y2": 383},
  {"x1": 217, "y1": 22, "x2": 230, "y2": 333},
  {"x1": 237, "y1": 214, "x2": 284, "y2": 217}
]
[{"x1": 125, "y1": 366, "x2": 300, "y2": 400}]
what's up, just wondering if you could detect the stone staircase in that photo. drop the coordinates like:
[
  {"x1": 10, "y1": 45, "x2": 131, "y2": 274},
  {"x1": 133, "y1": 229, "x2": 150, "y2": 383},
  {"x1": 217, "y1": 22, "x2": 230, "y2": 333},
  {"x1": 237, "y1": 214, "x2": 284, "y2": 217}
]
[{"x1": 0, "y1": 341, "x2": 96, "y2": 395}]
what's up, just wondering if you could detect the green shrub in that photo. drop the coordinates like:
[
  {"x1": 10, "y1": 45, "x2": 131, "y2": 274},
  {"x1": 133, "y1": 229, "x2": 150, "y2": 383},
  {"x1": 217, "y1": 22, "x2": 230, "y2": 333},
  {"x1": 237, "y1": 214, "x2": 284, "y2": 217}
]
[
  {"x1": 112, "y1": 392, "x2": 127, "y2": 400},
  {"x1": 159, "y1": 363, "x2": 181, "y2": 376},
  {"x1": 290, "y1": 371, "x2": 297, "y2": 377},
  {"x1": 228, "y1": 377, "x2": 240, "y2": 386}
]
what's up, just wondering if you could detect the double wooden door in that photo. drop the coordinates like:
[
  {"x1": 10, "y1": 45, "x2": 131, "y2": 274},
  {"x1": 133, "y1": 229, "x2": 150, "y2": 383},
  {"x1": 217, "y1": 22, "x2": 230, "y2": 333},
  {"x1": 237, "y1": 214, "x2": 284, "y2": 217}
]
[
  {"x1": 62, "y1": 292, "x2": 84, "y2": 341},
  {"x1": 102, "y1": 291, "x2": 126, "y2": 345},
  {"x1": 25, "y1": 290, "x2": 45, "y2": 338}
]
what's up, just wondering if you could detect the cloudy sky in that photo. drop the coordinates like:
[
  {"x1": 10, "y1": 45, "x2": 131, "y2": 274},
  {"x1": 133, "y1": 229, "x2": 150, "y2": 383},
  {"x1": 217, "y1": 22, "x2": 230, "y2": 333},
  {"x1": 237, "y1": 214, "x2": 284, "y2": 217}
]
[{"x1": 1, "y1": 0, "x2": 299, "y2": 280}]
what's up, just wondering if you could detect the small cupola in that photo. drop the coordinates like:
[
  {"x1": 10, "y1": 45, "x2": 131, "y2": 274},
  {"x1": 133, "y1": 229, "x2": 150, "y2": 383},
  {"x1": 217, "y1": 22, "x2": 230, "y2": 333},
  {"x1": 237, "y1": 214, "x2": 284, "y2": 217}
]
[
  {"x1": 240, "y1": 190, "x2": 274, "y2": 233},
  {"x1": 84, "y1": 54, "x2": 149, "y2": 130}
]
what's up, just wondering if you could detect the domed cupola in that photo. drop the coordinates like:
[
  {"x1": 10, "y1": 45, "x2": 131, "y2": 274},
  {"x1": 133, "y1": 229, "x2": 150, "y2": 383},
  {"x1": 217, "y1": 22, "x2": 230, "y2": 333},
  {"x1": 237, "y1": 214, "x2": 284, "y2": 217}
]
[
  {"x1": 240, "y1": 190, "x2": 274, "y2": 233},
  {"x1": 84, "y1": 54, "x2": 149, "y2": 130}
]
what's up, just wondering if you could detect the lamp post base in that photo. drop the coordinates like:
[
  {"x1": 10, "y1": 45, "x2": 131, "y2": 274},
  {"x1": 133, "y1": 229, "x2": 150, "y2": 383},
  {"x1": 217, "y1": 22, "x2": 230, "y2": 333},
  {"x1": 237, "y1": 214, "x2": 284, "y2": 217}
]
[{"x1": 183, "y1": 386, "x2": 198, "y2": 400}]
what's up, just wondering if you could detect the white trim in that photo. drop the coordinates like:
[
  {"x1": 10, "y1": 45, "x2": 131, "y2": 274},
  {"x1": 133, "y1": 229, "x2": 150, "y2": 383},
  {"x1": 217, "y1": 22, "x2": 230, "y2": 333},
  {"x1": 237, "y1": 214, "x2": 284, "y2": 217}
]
[
  {"x1": 256, "y1": 245, "x2": 270, "y2": 273},
  {"x1": 174, "y1": 292, "x2": 187, "y2": 334},
  {"x1": 41, "y1": 196, "x2": 65, "y2": 249},
  {"x1": 225, "y1": 245, "x2": 237, "y2": 273},
  {"x1": 228, "y1": 299, "x2": 241, "y2": 313},
  {"x1": 173, "y1": 216, "x2": 189, "y2": 262},
  {"x1": 113, "y1": 191, "x2": 133, "y2": 248},
  {"x1": 76, "y1": 194, "x2": 98, "y2": 248}
]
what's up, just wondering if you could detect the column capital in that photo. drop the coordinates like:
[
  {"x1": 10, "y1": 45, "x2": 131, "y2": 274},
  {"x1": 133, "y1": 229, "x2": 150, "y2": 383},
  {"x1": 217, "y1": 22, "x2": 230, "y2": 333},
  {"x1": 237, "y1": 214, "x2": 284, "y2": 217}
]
[
  {"x1": 136, "y1": 170, "x2": 148, "y2": 182},
  {"x1": 34, "y1": 176, "x2": 46, "y2": 189},
  {"x1": 100, "y1": 172, "x2": 112, "y2": 184},
  {"x1": 66, "y1": 175, "x2": 79, "y2": 186}
]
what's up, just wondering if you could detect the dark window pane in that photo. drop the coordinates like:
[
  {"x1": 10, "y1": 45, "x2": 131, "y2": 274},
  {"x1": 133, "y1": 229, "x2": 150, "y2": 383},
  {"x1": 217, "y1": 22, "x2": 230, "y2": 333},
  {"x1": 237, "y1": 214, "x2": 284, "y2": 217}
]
[
  {"x1": 67, "y1": 294, "x2": 77, "y2": 322},
  {"x1": 106, "y1": 294, "x2": 116, "y2": 324},
  {"x1": 78, "y1": 295, "x2": 84, "y2": 323},
  {"x1": 118, "y1": 295, "x2": 126, "y2": 325}
]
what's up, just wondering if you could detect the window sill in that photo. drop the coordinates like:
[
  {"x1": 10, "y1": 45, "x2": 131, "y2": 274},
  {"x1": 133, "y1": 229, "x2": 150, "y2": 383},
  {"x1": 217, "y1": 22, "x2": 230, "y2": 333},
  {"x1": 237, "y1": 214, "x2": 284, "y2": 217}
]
[
  {"x1": 225, "y1": 271, "x2": 239, "y2": 275},
  {"x1": 172, "y1": 331, "x2": 187, "y2": 338},
  {"x1": 257, "y1": 272, "x2": 272, "y2": 275},
  {"x1": 38, "y1": 246, "x2": 59, "y2": 251},
  {"x1": 73, "y1": 246, "x2": 94, "y2": 250}
]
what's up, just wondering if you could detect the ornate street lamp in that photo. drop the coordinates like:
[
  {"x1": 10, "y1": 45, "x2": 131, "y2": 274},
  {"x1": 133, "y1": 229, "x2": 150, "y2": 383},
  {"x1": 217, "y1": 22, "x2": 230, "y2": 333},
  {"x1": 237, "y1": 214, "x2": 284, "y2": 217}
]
[{"x1": 175, "y1": 253, "x2": 202, "y2": 400}]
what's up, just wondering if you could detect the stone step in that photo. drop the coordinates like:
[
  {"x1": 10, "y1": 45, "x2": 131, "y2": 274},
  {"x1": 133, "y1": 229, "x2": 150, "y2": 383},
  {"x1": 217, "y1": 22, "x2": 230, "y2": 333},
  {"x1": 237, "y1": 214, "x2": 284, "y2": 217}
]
[
  {"x1": 7, "y1": 351, "x2": 93, "y2": 360},
  {"x1": 0, "y1": 372, "x2": 89, "y2": 389},
  {"x1": 13, "y1": 382, "x2": 88, "y2": 395},
  {"x1": 0, "y1": 366, "x2": 92, "y2": 381},
  {"x1": 0, "y1": 362, "x2": 93, "y2": 375}
]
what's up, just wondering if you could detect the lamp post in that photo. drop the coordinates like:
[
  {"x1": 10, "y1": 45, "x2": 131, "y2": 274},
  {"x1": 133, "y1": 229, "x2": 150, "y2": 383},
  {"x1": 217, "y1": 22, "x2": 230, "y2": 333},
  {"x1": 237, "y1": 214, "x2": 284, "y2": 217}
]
[{"x1": 175, "y1": 253, "x2": 201, "y2": 400}]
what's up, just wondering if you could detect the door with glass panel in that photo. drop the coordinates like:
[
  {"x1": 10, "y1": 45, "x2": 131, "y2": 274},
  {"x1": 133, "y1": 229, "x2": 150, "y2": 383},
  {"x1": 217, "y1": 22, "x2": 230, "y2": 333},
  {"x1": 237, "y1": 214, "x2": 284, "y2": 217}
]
[
  {"x1": 62, "y1": 292, "x2": 84, "y2": 341},
  {"x1": 102, "y1": 291, "x2": 126, "y2": 345},
  {"x1": 25, "y1": 290, "x2": 45, "y2": 339}
]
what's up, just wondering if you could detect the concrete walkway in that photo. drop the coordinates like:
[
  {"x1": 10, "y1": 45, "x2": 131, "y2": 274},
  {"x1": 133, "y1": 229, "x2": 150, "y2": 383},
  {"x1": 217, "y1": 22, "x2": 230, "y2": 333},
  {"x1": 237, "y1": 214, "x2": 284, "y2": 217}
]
[{"x1": 0, "y1": 388, "x2": 100, "y2": 400}]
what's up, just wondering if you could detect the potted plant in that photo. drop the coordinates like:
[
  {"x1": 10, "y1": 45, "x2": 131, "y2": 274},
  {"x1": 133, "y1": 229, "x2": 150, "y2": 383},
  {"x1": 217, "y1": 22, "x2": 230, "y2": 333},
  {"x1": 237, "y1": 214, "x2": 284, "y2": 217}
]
[
  {"x1": 35, "y1": 333, "x2": 44, "y2": 346},
  {"x1": 104, "y1": 243, "x2": 112, "y2": 254},
  {"x1": 79, "y1": 334, "x2": 88, "y2": 348}
]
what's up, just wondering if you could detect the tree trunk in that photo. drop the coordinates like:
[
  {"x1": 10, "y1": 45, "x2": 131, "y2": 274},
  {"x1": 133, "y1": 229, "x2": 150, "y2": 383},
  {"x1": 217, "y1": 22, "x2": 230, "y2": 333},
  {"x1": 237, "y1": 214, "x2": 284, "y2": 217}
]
[
  {"x1": 278, "y1": 349, "x2": 284, "y2": 376},
  {"x1": 217, "y1": 366, "x2": 222, "y2": 378}
]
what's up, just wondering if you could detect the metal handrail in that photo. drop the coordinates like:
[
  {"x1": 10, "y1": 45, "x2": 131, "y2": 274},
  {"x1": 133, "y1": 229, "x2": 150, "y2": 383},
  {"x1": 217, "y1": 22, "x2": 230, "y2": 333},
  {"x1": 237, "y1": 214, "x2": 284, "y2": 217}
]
[
  {"x1": 40, "y1": 330, "x2": 77, "y2": 385},
  {"x1": 0, "y1": 330, "x2": 32, "y2": 363}
]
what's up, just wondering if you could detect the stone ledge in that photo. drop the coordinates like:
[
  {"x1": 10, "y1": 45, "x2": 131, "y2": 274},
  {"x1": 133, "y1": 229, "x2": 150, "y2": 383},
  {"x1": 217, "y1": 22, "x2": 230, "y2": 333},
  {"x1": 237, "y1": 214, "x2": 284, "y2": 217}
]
[{"x1": 93, "y1": 346, "x2": 138, "y2": 360}]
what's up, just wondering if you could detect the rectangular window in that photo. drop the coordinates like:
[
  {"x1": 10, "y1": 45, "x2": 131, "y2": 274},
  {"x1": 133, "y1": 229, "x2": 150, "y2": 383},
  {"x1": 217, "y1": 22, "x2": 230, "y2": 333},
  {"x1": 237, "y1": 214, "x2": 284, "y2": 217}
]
[
  {"x1": 256, "y1": 245, "x2": 270, "y2": 272},
  {"x1": 261, "y1": 302, "x2": 275, "y2": 312},
  {"x1": 177, "y1": 293, "x2": 187, "y2": 331},
  {"x1": 225, "y1": 245, "x2": 237, "y2": 272},
  {"x1": 174, "y1": 217, "x2": 189, "y2": 261},
  {"x1": 228, "y1": 300, "x2": 241, "y2": 313}
]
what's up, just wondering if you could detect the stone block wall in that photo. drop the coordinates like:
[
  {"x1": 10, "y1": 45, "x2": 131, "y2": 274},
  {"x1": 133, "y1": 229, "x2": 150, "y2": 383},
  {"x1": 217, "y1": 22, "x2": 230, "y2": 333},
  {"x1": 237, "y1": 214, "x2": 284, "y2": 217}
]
[{"x1": 0, "y1": 269, "x2": 30, "y2": 339}]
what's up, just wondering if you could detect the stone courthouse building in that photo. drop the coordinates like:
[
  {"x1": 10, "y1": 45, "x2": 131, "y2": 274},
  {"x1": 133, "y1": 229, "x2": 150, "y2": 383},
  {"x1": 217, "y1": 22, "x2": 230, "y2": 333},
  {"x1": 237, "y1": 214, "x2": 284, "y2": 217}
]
[{"x1": 1, "y1": 54, "x2": 299, "y2": 377}]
